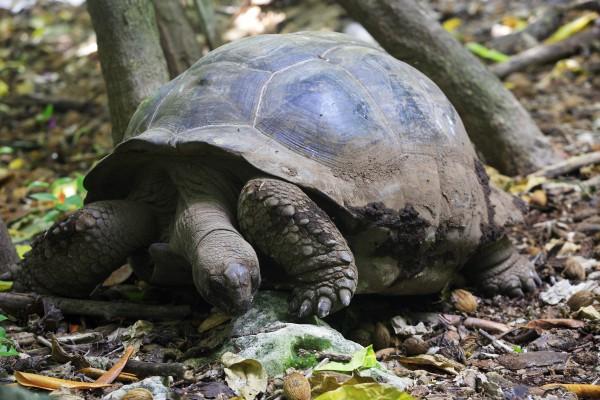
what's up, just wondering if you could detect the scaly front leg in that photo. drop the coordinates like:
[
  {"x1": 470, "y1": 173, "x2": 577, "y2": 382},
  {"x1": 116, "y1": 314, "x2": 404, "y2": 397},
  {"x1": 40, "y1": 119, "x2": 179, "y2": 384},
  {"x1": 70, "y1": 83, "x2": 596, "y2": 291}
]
[
  {"x1": 17, "y1": 201, "x2": 158, "y2": 297},
  {"x1": 238, "y1": 178, "x2": 358, "y2": 318}
]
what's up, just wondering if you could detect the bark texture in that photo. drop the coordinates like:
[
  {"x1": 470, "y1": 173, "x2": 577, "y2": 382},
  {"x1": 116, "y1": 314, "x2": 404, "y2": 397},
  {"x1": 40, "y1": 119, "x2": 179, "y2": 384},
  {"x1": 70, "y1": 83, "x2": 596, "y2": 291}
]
[
  {"x1": 338, "y1": 0, "x2": 560, "y2": 175},
  {"x1": 87, "y1": 0, "x2": 170, "y2": 145},
  {"x1": 193, "y1": 0, "x2": 219, "y2": 50},
  {"x1": 0, "y1": 216, "x2": 18, "y2": 274},
  {"x1": 153, "y1": 0, "x2": 202, "y2": 78}
]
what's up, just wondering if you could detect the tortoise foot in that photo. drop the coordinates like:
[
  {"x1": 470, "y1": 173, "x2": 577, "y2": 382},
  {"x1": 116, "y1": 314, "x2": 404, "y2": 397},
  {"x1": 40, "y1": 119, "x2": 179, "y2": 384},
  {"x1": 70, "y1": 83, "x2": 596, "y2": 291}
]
[
  {"x1": 289, "y1": 269, "x2": 357, "y2": 318},
  {"x1": 466, "y1": 236, "x2": 541, "y2": 297},
  {"x1": 238, "y1": 178, "x2": 357, "y2": 318}
]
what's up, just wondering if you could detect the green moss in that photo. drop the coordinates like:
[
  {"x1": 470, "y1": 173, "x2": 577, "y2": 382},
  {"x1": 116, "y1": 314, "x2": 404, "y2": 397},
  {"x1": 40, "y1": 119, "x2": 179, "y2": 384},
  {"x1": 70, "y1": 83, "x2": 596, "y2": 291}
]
[{"x1": 284, "y1": 335, "x2": 332, "y2": 370}]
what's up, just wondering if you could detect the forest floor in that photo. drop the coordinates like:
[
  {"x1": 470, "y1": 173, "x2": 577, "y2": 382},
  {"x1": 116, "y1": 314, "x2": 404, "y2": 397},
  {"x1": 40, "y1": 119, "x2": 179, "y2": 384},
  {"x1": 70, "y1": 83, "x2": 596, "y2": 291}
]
[{"x1": 0, "y1": 0, "x2": 599, "y2": 399}]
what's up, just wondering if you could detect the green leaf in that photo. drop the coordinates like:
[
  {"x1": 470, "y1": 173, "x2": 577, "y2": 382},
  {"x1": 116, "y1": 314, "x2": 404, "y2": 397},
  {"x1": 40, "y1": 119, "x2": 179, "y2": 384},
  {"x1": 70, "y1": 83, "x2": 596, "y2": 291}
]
[
  {"x1": 27, "y1": 181, "x2": 50, "y2": 189},
  {"x1": 15, "y1": 244, "x2": 31, "y2": 259},
  {"x1": 63, "y1": 194, "x2": 83, "y2": 208},
  {"x1": 314, "y1": 383, "x2": 415, "y2": 400},
  {"x1": 0, "y1": 314, "x2": 8, "y2": 322},
  {"x1": 466, "y1": 42, "x2": 510, "y2": 62},
  {"x1": 0, "y1": 146, "x2": 13, "y2": 155},
  {"x1": 75, "y1": 174, "x2": 86, "y2": 194},
  {"x1": 37, "y1": 104, "x2": 54, "y2": 122},
  {"x1": 30, "y1": 192, "x2": 57, "y2": 202},
  {"x1": 0, "y1": 281, "x2": 13, "y2": 292},
  {"x1": 54, "y1": 203, "x2": 71, "y2": 212},
  {"x1": 315, "y1": 346, "x2": 378, "y2": 372},
  {"x1": 0, "y1": 349, "x2": 19, "y2": 357},
  {"x1": 0, "y1": 80, "x2": 8, "y2": 97},
  {"x1": 546, "y1": 12, "x2": 598, "y2": 44},
  {"x1": 512, "y1": 345, "x2": 523, "y2": 353},
  {"x1": 43, "y1": 209, "x2": 61, "y2": 223}
]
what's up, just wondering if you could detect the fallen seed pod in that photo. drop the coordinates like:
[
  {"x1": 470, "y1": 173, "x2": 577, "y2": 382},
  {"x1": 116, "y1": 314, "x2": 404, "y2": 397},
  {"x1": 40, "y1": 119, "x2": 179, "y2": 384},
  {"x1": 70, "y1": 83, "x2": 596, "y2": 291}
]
[
  {"x1": 451, "y1": 289, "x2": 478, "y2": 313},
  {"x1": 567, "y1": 290, "x2": 595, "y2": 311},
  {"x1": 283, "y1": 372, "x2": 311, "y2": 400},
  {"x1": 563, "y1": 257, "x2": 586, "y2": 281},
  {"x1": 373, "y1": 322, "x2": 392, "y2": 350},
  {"x1": 122, "y1": 388, "x2": 153, "y2": 400},
  {"x1": 403, "y1": 336, "x2": 429, "y2": 356}
]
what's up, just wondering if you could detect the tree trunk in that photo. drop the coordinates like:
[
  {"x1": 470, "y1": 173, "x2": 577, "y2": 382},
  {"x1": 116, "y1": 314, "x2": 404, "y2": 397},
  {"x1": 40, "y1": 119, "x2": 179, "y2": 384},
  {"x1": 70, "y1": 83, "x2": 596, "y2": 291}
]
[
  {"x1": 87, "y1": 0, "x2": 170, "y2": 145},
  {"x1": 338, "y1": 0, "x2": 561, "y2": 176},
  {"x1": 0, "y1": 216, "x2": 18, "y2": 275},
  {"x1": 193, "y1": 0, "x2": 220, "y2": 50},
  {"x1": 153, "y1": 0, "x2": 202, "y2": 78}
]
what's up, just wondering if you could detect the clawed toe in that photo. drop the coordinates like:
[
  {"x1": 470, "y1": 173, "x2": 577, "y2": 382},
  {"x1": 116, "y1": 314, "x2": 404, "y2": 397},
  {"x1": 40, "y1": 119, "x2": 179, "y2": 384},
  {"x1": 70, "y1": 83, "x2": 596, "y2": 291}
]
[
  {"x1": 289, "y1": 283, "x2": 355, "y2": 318},
  {"x1": 475, "y1": 253, "x2": 540, "y2": 298}
]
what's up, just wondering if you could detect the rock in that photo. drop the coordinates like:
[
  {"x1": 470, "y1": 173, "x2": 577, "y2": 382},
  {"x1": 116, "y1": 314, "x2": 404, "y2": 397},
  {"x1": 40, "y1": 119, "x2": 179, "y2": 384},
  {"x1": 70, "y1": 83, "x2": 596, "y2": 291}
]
[
  {"x1": 214, "y1": 292, "x2": 413, "y2": 389},
  {"x1": 102, "y1": 377, "x2": 170, "y2": 400},
  {"x1": 540, "y1": 279, "x2": 598, "y2": 305},
  {"x1": 0, "y1": 386, "x2": 50, "y2": 400},
  {"x1": 391, "y1": 315, "x2": 430, "y2": 336},
  {"x1": 497, "y1": 351, "x2": 568, "y2": 370}
]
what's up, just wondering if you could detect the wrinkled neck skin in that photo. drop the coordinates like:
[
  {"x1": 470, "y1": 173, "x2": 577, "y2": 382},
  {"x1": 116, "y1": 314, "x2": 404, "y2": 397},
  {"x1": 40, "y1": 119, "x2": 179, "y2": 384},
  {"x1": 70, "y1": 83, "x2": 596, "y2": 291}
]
[{"x1": 168, "y1": 160, "x2": 260, "y2": 314}]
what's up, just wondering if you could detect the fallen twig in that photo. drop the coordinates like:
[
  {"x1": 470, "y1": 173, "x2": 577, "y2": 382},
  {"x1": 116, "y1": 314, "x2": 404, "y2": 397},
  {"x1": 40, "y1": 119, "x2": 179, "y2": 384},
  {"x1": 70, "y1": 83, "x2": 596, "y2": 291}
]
[
  {"x1": 79, "y1": 367, "x2": 138, "y2": 383},
  {"x1": 88, "y1": 357, "x2": 188, "y2": 379},
  {"x1": 0, "y1": 292, "x2": 191, "y2": 320},
  {"x1": 530, "y1": 151, "x2": 600, "y2": 178},
  {"x1": 492, "y1": 25, "x2": 600, "y2": 78},
  {"x1": 489, "y1": 6, "x2": 563, "y2": 54},
  {"x1": 0, "y1": 94, "x2": 98, "y2": 112},
  {"x1": 464, "y1": 317, "x2": 510, "y2": 334},
  {"x1": 478, "y1": 329, "x2": 516, "y2": 353}
]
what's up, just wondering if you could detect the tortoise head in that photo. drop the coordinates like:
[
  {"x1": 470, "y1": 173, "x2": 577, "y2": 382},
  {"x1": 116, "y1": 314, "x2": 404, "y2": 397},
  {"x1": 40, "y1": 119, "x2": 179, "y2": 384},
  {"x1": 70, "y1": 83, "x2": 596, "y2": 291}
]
[{"x1": 204, "y1": 262, "x2": 261, "y2": 315}]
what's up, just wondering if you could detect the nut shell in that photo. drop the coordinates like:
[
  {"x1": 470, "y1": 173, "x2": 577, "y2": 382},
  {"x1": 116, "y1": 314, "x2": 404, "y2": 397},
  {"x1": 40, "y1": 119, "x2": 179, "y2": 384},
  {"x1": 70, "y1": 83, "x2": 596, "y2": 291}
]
[
  {"x1": 451, "y1": 289, "x2": 478, "y2": 314},
  {"x1": 122, "y1": 388, "x2": 153, "y2": 400},
  {"x1": 403, "y1": 336, "x2": 429, "y2": 356},
  {"x1": 372, "y1": 322, "x2": 392, "y2": 350},
  {"x1": 283, "y1": 372, "x2": 311, "y2": 400},
  {"x1": 564, "y1": 257, "x2": 586, "y2": 281},
  {"x1": 567, "y1": 290, "x2": 595, "y2": 311}
]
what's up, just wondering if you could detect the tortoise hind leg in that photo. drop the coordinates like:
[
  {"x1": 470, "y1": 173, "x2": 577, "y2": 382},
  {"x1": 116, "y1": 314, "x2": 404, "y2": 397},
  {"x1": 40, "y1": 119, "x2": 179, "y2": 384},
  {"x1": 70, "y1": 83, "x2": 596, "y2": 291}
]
[
  {"x1": 16, "y1": 200, "x2": 157, "y2": 297},
  {"x1": 463, "y1": 235, "x2": 541, "y2": 297},
  {"x1": 238, "y1": 178, "x2": 357, "y2": 318}
]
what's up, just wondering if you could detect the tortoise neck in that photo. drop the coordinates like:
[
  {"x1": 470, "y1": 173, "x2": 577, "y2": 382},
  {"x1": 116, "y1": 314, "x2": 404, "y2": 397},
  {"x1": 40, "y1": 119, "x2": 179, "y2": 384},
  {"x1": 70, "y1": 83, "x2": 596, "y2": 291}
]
[{"x1": 170, "y1": 161, "x2": 240, "y2": 209}]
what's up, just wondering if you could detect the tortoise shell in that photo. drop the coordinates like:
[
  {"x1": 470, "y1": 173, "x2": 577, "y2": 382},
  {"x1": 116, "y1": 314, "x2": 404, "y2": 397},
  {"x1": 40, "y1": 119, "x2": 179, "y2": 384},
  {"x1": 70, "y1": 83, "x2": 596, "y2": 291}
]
[{"x1": 85, "y1": 32, "x2": 492, "y2": 242}]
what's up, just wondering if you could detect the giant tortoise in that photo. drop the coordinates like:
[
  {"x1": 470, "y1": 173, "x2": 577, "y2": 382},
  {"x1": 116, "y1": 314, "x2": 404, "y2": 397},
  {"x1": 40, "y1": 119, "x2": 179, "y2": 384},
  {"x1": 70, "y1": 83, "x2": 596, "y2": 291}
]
[{"x1": 17, "y1": 32, "x2": 540, "y2": 318}]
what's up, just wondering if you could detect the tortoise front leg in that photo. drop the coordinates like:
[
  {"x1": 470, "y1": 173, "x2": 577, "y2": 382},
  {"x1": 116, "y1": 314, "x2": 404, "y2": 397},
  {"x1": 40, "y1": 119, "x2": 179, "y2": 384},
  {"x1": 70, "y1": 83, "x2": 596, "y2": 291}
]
[
  {"x1": 16, "y1": 201, "x2": 157, "y2": 297},
  {"x1": 238, "y1": 178, "x2": 358, "y2": 318}
]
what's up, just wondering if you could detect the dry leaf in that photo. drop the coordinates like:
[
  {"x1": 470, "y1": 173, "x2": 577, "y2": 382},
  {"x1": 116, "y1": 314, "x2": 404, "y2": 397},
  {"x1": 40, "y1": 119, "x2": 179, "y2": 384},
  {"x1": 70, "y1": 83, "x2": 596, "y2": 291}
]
[
  {"x1": 310, "y1": 372, "x2": 376, "y2": 396},
  {"x1": 96, "y1": 346, "x2": 135, "y2": 384},
  {"x1": 526, "y1": 318, "x2": 585, "y2": 330},
  {"x1": 542, "y1": 383, "x2": 600, "y2": 397},
  {"x1": 222, "y1": 352, "x2": 267, "y2": 400},
  {"x1": 397, "y1": 354, "x2": 464, "y2": 375},
  {"x1": 573, "y1": 305, "x2": 600, "y2": 321},
  {"x1": 15, "y1": 371, "x2": 112, "y2": 391},
  {"x1": 102, "y1": 264, "x2": 134, "y2": 287},
  {"x1": 313, "y1": 382, "x2": 415, "y2": 400},
  {"x1": 198, "y1": 312, "x2": 231, "y2": 333}
]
